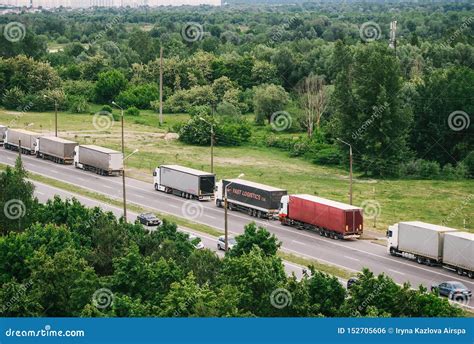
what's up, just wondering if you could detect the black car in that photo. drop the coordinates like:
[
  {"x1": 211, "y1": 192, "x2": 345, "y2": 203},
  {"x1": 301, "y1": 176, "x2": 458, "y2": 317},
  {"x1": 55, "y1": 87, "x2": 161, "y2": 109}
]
[
  {"x1": 137, "y1": 213, "x2": 162, "y2": 227},
  {"x1": 431, "y1": 281, "x2": 472, "y2": 302},
  {"x1": 347, "y1": 277, "x2": 359, "y2": 289}
]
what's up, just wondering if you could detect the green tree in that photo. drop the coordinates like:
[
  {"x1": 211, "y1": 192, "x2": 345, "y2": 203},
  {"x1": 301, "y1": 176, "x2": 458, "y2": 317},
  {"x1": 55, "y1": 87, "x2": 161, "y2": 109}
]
[
  {"x1": 334, "y1": 44, "x2": 412, "y2": 176},
  {"x1": 94, "y1": 69, "x2": 128, "y2": 103},
  {"x1": 229, "y1": 223, "x2": 281, "y2": 258},
  {"x1": 253, "y1": 84, "x2": 289, "y2": 125},
  {"x1": 0, "y1": 158, "x2": 37, "y2": 234}
]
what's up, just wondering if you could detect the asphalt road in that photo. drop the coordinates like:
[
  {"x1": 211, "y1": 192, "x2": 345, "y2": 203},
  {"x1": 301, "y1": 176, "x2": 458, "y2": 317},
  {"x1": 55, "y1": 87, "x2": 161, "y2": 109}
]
[
  {"x1": 1, "y1": 148, "x2": 473, "y2": 308},
  {"x1": 32, "y1": 179, "x2": 309, "y2": 281}
]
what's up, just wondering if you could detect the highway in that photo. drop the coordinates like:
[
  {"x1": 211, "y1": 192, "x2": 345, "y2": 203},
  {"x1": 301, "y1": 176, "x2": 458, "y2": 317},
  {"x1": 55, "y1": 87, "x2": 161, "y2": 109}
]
[{"x1": 1, "y1": 148, "x2": 473, "y2": 308}]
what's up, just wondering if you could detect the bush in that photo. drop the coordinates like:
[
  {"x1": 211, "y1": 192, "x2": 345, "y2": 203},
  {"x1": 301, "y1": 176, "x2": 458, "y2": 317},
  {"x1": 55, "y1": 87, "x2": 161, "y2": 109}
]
[
  {"x1": 188, "y1": 105, "x2": 211, "y2": 117},
  {"x1": 216, "y1": 121, "x2": 252, "y2": 146},
  {"x1": 63, "y1": 80, "x2": 95, "y2": 101},
  {"x1": 126, "y1": 107, "x2": 140, "y2": 116},
  {"x1": 101, "y1": 105, "x2": 113, "y2": 114},
  {"x1": 67, "y1": 96, "x2": 90, "y2": 113},
  {"x1": 116, "y1": 84, "x2": 159, "y2": 109},
  {"x1": 94, "y1": 69, "x2": 128, "y2": 103},
  {"x1": 312, "y1": 147, "x2": 342, "y2": 165},
  {"x1": 2, "y1": 87, "x2": 25, "y2": 110},
  {"x1": 463, "y1": 151, "x2": 474, "y2": 178},
  {"x1": 216, "y1": 101, "x2": 241, "y2": 117},
  {"x1": 164, "y1": 85, "x2": 217, "y2": 113}
]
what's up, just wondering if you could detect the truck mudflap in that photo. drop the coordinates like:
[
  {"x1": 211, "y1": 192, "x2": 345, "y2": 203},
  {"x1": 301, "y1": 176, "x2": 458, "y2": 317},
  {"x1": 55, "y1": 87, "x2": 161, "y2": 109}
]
[{"x1": 199, "y1": 195, "x2": 213, "y2": 201}]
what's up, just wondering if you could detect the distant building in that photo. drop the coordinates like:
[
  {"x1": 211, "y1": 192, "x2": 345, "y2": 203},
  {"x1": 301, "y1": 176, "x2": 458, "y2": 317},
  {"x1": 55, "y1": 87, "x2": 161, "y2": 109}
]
[{"x1": 0, "y1": 0, "x2": 221, "y2": 8}]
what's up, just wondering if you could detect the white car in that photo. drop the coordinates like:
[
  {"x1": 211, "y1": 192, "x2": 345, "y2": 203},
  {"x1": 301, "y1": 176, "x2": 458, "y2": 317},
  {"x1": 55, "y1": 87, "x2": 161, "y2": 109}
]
[
  {"x1": 188, "y1": 234, "x2": 204, "y2": 250},
  {"x1": 217, "y1": 236, "x2": 237, "y2": 251}
]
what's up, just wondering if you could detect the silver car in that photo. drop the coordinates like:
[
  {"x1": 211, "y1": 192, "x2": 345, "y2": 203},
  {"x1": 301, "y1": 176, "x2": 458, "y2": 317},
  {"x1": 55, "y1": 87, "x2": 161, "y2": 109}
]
[
  {"x1": 188, "y1": 234, "x2": 204, "y2": 250},
  {"x1": 217, "y1": 236, "x2": 236, "y2": 251}
]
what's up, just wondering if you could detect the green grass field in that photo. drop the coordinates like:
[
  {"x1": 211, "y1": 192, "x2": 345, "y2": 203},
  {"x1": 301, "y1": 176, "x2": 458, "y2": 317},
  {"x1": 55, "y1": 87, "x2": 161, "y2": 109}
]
[{"x1": 1, "y1": 108, "x2": 473, "y2": 233}]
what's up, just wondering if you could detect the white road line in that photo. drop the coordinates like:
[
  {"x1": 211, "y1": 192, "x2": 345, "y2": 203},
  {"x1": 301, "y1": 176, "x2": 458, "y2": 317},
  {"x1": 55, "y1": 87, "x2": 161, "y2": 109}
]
[
  {"x1": 292, "y1": 240, "x2": 307, "y2": 246},
  {"x1": 204, "y1": 214, "x2": 216, "y2": 219},
  {"x1": 344, "y1": 255, "x2": 360, "y2": 262},
  {"x1": 389, "y1": 269, "x2": 406, "y2": 275},
  {"x1": 36, "y1": 191, "x2": 45, "y2": 196},
  {"x1": 135, "y1": 194, "x2": 146, "y2": 198}
]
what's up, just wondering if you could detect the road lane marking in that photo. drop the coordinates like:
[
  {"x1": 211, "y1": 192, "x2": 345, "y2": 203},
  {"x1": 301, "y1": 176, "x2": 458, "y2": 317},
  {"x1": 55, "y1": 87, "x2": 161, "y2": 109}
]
[
  {"x1": 344, "y1": 255, "x2": 360, "y2": 262},
  {"x1": 292, "y1": 240, "x2": 307, "y2": 246},
  {"x1": 204, "y1": 214, "x2": 216, "y2": 219},
  {"x1": 389, "y1": 269, "x2": 406, "y2": 275}
]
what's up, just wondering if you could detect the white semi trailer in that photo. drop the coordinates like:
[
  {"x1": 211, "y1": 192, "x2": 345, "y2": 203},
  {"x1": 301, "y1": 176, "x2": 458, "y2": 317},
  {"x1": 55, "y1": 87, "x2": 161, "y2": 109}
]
[
  {"x1": 0, "y1": 125, "x2": 7, "y2": 146},
  {"x1": 4, "y1": 129, "x2": 41, "y2": 155},
  {"x1": 443, "y1": 231, "x2": 474, "y2": 278},
  {"x1": 387, "y1": 221, "x2": 474, "y2": 278},
  {"x1": 153, "y1": 165, "x2": 216, "y2": 201},
  {"x1": 37, "y1": 136, "x2": 78, "y2": 164},
  {"x1": 74, "y1": 145, "x2": 123, "y2": 176}
]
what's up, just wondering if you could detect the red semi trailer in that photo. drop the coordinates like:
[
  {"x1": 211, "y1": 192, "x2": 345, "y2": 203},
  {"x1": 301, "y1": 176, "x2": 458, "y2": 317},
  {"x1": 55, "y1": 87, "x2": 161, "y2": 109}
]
[{"x1": 279, "y1": 194, "x2": 363, "y2": 239}]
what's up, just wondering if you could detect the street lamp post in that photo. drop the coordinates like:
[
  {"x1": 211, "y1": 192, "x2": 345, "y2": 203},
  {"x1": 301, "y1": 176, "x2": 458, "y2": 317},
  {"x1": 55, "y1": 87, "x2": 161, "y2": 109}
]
[
  {"x1": 112, "y1": 101, "x2": 128, "y2": 222},
  {"x1": 337, "y1": 138, "x2": 353, "y2": 205},
  {"x1": 198, "y1": 117, "x2": 214, "y2": 173},
  {"x1": 224, "y1": 173, "x2": 245, "y2": 251},
  {"x1": 44, "y1": 95, "x2": 58, "y2": 137}
]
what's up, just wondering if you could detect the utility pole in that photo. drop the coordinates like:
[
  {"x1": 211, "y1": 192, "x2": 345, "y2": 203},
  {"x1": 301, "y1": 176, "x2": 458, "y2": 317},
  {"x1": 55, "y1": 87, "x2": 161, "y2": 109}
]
[
  {"x1": 112, "y1": 101, "x2": 127, "y2": 223},
  {"x1": 159, "y1": 46, "x2": 163, "y2": 126},
  {"x1": 224, "y1": 174, "x2": 244, "y2": 251},
  {"x1": 54, "y1": 101, "x2": 58, "y2": 137},
  {"x1": 389, "y1": 20, "x2": 397, "y2": 55},
  {"x1": 337, "y1": 138, "x2": 353, "y2": 205}
]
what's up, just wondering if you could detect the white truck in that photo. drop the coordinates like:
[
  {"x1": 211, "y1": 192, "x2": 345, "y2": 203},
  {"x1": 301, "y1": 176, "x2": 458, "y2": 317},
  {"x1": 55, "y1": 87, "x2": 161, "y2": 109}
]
[
  {"x1": 443, "y1": 231, "x2": 474, "y2": 278},
  {"x1": 153, "y1": 165, "x2": 216, "y2": 201},
  {"x1": 387, "y1": 221, "x2": 456, "y2": 264},
  {"x1": 74, "y1": 145, "x2": 123, "y2": 176},
  {"x1": 0, "y1": 125, "x2": 7, "y2": 146},
  {"x1": 388, "y1": 221, "x2": 474, "y2": 278},
  {"x1": 37, "y1": 136, "x2": 78, "y2": 164},
  {"x1": 4, "y1": 129, "x2": 41, "y2": 155}
]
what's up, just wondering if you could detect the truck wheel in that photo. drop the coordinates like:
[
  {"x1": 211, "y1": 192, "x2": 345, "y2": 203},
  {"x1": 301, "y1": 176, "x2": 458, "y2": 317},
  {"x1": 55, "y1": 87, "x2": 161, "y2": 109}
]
[
  {"x1": 467, "y1": 271, "x2": 474, "y2": 279},
  {"x1": 416, "y1": 256, "x2": 424, "y2": 265},
  {"x1": 154, "y1": 184, "x2": 159, "y2": 191},
  {"x1": 457, "y1": 268, "x2": 464, "y2": 276},
  {"x1": 389, "y1": 247, "x2": 397, "y2": 256}
]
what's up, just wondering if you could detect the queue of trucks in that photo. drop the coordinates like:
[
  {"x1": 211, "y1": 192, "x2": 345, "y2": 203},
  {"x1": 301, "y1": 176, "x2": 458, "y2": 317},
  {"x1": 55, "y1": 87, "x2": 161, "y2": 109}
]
[
  {"x1": 3, "y1": 128, "x2": 123, "y2": 174},
  {"x1": 1, "y1": 125, "x2": 473, "y2": 279}
]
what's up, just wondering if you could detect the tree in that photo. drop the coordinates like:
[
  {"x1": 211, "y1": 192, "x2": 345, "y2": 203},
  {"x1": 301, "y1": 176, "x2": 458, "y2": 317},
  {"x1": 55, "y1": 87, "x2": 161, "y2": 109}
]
[
  {"x1": 297, "y1": 74, "x2": 328, "y2": 136},
  {"x1": 0, "y1": 158, "x2": 37, "y2": 234},
  {"x1": 186, "y1": 249, "x2": 222, "y2": 286},
  {"x1": 307, "y1": 269, "x2": 346, "y2": 316},
  {"x1": 333, "y1": 44, "x2": 412, "y2": 176},
  {"x1": 229, "y1": 223, "x2": 281, "y2": 258},
  {"x1": 253, "y1": 84, "x2": 289, "y2": 125},
  {"x1": 94, "y1": 69, "x2": 128, "y2": 103}
]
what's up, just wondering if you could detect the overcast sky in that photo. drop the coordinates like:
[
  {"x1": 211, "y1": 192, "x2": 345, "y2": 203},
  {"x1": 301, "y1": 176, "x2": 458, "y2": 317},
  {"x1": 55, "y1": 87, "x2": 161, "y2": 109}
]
[{"x1": 1, "y1": 0, "x2": 222, "y2": 7}]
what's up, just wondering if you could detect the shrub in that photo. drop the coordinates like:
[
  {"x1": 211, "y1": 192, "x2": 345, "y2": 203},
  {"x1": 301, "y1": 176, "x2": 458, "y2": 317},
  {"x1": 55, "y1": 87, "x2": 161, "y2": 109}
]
[
  {"x1": 2, "y1": 87, "x2": 25, "y2": 110},
  {"x1": 116, "y1": 84, "x2": 159, "y2": 109},
  {"x1": 312, "y1": 147, "x2": 342, "y2": 165},
  {"x1": 216, "y1": 101, "x2": 241, "y2": 117},
  {"x1": 463, "y1": 151, "x2": 474, "y2": 178},
  {"x1": 94, "y1": 69, "x2": 127, "y2": 103},
  {"x1": 126, "y1": 106, "x2": 140, "y2": 116},
  {"x1": 68, "y1": 96, "x2": 90, "y2": 113},
  {"x1": 101, "y1": 105, "x2": 113, "y2": 114},
  {"x1": 63, "y1": 80, "x2": 95, "y2": 101}
]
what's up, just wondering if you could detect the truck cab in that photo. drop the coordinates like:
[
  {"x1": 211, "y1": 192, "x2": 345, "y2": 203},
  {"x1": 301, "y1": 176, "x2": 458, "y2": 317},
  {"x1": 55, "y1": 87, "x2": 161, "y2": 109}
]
[
  {"x1": 386, "y1": 223, "x2": 399, "y2": 255},
  {"x1": 153, "y1": 167, "x2": 166, "y2": 192},
  {"x1": 215, "y1": 180, "x2": 224, "y2": 207},
  {"x1": 278, "y1": 195, "x2": 289, "y2": 220},
  {"x1": 73, "y1": 146, "x2": 81, "y2": 169}
]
